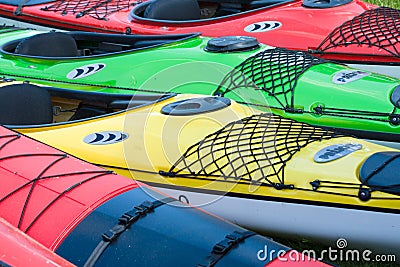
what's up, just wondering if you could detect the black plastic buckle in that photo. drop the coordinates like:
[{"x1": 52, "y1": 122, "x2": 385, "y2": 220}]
[
  {"x1": 226, "y1": 231, "x2": 243, "y2": 242},
  {"x1": 102, "y1": 224, "x2": 125, "y2": 242},
  {"x1": 118, "y1": 210, "x2": 139, "y2": 225},
  {"x1": 212, "y1": 241, "x2": 230, "y2": 254},
  {"x1": 212, "y1": 231, "x2": 242, "y2": 254},
  {"x1": 134, "y1": 201, "x2": 155, "y2": 215},
  {"x1": 118, "y1": 201, "x2": 155, "y2": 225},
  {"x1": 86, "y1": 198, "x2": 174, "y2": 267}
]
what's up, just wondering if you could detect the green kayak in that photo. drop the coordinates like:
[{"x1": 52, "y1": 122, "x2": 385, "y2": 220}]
[{"x1": 0, "y1": 26, "x2": 399, "y2": 141}]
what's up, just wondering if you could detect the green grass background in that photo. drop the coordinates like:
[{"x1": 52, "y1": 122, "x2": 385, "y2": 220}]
[
  {"x1": 371, "y1": 0, "x2": 400, "y2": 8},
  {"x1": 272, "y1": 1, "x2": 399, "y2": 266}
]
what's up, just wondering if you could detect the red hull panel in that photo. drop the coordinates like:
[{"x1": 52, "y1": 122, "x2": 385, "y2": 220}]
[
  {"x1": 0, "y1": 127, "x2": 138, "y2": 250},
  {"x1": 0, "y1": 218, "x2": 75, "y2": 267}
]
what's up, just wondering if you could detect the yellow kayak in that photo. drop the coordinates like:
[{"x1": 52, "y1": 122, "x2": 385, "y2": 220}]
[{"x1": 1, "y1": 80, "x2": 399, "y2": 256}]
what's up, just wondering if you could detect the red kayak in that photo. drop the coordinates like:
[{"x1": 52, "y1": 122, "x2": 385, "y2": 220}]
[
  {"x1": 0, "y1": 125, "x2": 330, "y2": 267},
  {"x1": 0, "y1": 217, "x2": 75, "y2": 267},
  {"x1": 0, "y1": 0, "x2": 398, "y2": 77}
]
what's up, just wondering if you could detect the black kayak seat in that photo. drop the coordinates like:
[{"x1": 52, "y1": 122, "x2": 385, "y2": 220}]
[
  {"x1": 0, "y1": 84, "x2": 53, "y2": 125},
  {"x1": 359, "y1": 151, "x2": 400, "y2": 195},
  {"x1": 15, "y1": 32, "x2": 79, "y2": 57},
  {"x1": 144, "y1": 0, "x2": 201, "y2": 21}
]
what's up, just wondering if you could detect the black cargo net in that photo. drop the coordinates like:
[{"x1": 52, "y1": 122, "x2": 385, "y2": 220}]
[
  {"x1": 161, "y1": 113, "x2": 341, "y2": 189},
  {"x1": 0, "y1": 131, "x2": 113, "y2": 232},
  {"x1": 315, "y1": 7, "x2": 400, "y2": 58},
  {"x1": 215, "y1": 48, "x2": 399, "y2": 123},
  {"x1": 160, "y1": 113, "x2": 400, "y2": 201},
  {"x1": 215, "y1": 48, "x2": 326, "y2": 111},
  {"x1": 41, "y1": 0, "x2": 142, "y2": 20}
]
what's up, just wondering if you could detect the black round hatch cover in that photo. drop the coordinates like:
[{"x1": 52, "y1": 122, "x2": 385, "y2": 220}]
[
  {"x1": 302, "y1": 0, "x2": 352, "y2": 8},
  {"x1": 161, "y1": 97, "x2": 231, "y2": 116},
  {"x1": 205, "y1": 36, "x2": 260, "y2": 53}
]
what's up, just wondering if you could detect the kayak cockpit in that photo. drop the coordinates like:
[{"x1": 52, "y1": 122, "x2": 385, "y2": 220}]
[
  {"x1": 1, "y1": 31, "x2": 199, "y2": 58},
  {"x1": 0, "y1": 82, "x2": 173, "y2": 126},
  {"x1": 130, "y1": 0, "x2": 352, "y2": 23},
  {"x1": 131, "y1": 0, "x2": 292, "y2": 22}
]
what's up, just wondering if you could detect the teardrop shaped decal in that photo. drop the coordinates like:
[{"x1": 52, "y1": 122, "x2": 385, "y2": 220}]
[
  {"x1": 244, "y1": 21, "x2": 282, "y2": 33},
  {"x1": 67, "y1": 63, "x2": 106, "y2": 80},
  {"x1": 83, "y1": 131, "x2": 129, "y2": 145}
]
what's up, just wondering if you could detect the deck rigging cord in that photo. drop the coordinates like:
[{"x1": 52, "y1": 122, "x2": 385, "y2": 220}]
[{"x1": 0, "y1": 131, "x2": 114, "y2": 232}]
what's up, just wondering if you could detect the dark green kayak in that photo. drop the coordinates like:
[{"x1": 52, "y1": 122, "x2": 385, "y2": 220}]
[{"x1": 0, "y1": 26, "x2": 398, "y2": 140}]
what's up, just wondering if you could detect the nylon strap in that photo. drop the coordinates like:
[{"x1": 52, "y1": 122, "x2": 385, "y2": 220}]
[
  {"x1": 14, "y1": 0, "x2": 30, "y2": 15},
  {"x1": 197, "y1": 230, "x2": 256, "y2": 267},
  {"x1": 84, "y1": 197, "x2": 176, "y2": 267}
]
